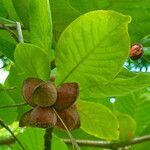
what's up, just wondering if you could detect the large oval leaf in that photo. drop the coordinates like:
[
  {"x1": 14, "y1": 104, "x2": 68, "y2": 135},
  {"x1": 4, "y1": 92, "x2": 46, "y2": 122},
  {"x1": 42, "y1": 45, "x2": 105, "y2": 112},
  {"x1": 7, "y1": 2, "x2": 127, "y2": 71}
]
[
  {"x1": 56, "y1": 10, "x2": 131, "y2": 89},
  {"x1": 77, "y1": 100, "x2": 119, "y2": 140}
]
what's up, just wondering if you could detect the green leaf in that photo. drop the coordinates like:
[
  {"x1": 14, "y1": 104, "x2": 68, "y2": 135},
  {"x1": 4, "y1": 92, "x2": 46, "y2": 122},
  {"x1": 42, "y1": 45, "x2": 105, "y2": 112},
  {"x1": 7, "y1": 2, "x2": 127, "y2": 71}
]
[
  {"x1": 116, "y1": 112, "x2": 136, "y2": 142},
  {"x1": 12, "y1": 128, "x2": 44, "y2": 150},
  {"x1": 52, "y1": 134, "x2": 68, "y2": 150},
  {"x1": 114, "y1": 90, "x2": 150, "y2": 134},
  {"x1": 12, "y1": 0, "x2": 29, "y2": 28},
  {"x1": 14, "y1": 43, "x2": 50, "y2": 81},
  {"x1": 12, "y1": 129, "x2": 68, "y2": 150},
  {"x1": 0, "y1": 0, "x2": 7, "y2": 17},
  {"x1": 2, "y1": 0, "x2": 20, "y2": 21},
  {"x1": 56, "y1": 10, "x2": 131, "y2": 88},
  {"x1": 29, "y1": 0, "x2": 52, "y2": 55},
  {"x1": 0, "y1": 91, "x2": 17, "y2": 124},
  {"x1": 77, "y1": 100, "x2": 119, "y2": 140},
  {"x1": 5, "y1": 65, "x2": 26, "y2": 104},
  {"x1": 132, "y1": 142, "x2": 150, "y2": 150},
  {"x1": 69, "y1": 0, "x2": 150, "y2": 42},
  {"x1": 52, "y1": 0, "x2": 150, "y2": 43},
  {"x1": 80, "y1": 68, "x2": 150, "y2": 100},
  {"x1": 4, "y1": 65, "x2": 30, "y2": 119},
  {"x1": 50, "y1": 0, "x2": 81, "y2": 43},
  {"x1": 0, "y1": 30, "x2": 17, "y2": 60}
]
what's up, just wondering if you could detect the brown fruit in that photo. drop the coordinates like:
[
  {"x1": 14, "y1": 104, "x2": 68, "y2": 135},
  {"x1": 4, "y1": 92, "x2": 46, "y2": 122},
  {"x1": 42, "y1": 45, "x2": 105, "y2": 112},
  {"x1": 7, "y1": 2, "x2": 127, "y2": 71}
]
[
  {"x1": 55, "y1": 105, "x2": 80, "y2": 131},
  {"x1": 19, "y1": 109, "x2": 33, "y2": 127},
  {"x1": 54, "y1": 83, "x2": 79, "y2": 111},
  {"x1": 30, "y1": 107, "x2": 57, "y2": 128},
  {"x1": 129, "y1": 44, "x2": 143, "y2": 60},
  {"x1": 19, "y1": 107, "x2": 57, "y2": 128},
  {"x1": 23, "y1": 78, "x2": 44, "y2": 106},
  {"x1": 32, "y1": 81, "x2": 57, "y2": 107}
]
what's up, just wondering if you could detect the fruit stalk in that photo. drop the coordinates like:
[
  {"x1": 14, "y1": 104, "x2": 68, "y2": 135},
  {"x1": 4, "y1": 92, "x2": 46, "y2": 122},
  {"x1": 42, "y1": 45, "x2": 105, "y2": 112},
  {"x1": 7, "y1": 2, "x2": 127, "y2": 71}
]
[{"x1": 44, "y1": 128, "x2": 53, "y2": 150}]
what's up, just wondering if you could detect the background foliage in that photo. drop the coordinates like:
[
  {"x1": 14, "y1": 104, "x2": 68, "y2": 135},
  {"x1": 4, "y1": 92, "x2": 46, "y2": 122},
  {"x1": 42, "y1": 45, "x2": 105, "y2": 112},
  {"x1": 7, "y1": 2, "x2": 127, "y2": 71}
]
[{"x1": 0, "y1": 0, "x2": 150, "y2": 150}]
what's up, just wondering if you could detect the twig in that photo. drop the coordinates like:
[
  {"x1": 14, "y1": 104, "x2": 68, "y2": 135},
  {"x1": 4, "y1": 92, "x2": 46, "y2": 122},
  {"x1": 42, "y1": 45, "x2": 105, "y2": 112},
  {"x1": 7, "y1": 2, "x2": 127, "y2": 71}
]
[
  {"x1": 16, "y1": 22, "x2": 24, "y2": 43},
  {"x1": 44, "y1": 128, "x2": 53, "y2": 150},
  {"x1": 0, "y1": 119, "x2": 25, "y2": 150},
  {"x1": 62, "y1": 135, "x2": 150, "y2": 149},
  {"x1": 0, "y1": 103, "x2": 27, "y2": 109}
]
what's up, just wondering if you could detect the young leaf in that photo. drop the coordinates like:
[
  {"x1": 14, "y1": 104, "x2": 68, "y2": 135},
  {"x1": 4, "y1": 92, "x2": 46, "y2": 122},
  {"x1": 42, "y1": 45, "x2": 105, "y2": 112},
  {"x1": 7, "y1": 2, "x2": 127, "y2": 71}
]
[
  {"x1": 29, "y1": 0, "x2": 52, "y2": 55},
  {"x1": 56, "y1": 10, "x2": 131, "y2": 89},
  {"x1": 77, "y1": 100, "x2": 119, "y2": 140},
  {"x1": 14, "y1": 43, "x2": 50, "y2": 81}
]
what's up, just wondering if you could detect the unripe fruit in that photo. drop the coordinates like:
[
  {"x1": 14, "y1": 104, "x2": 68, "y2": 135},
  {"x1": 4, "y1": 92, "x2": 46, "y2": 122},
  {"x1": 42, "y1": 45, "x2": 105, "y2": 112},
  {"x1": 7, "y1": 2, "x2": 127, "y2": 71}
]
[
  {"x1": 20, "y1": 107, "x2": 57, "y2": 128},
  {"x1": 55, "y1": 105, "x2": 80, "y2": 131},
  {"x1": 129, "y1": 44, "x2": 143, "y2": 60},
  {"x1": 23, "y1": 78, "x2": 44, "y2": 106},
  {"x1": 54, "y1": 83, "x2": 79, "y2": 111},
  {"x1": 32, "y1": 81, "x2": 57, "y2": 107},
  {"x1": 30, "y1": 107, "x2": 57, "y2": 128}
]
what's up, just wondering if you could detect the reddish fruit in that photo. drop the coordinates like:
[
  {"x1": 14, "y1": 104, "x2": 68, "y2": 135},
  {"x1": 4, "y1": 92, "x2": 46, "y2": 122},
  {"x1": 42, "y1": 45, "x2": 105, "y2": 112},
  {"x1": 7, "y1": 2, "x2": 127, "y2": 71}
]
[
  {"x1": 19, "y1": 107, "x2": 57, "y2": 128},
  {"x1": 32, "y1": 81, "x2": 57, "y2": 107},
  {"x1": 30, "y1": 107, "x2": 57, "y2": 128},
  {"x1": 19, "y1": 109, "x2": 33, "y2": 127},
  {"x1": 23, "y1": 78, "x2": 44, "y2": 106},
  {"x1": 54, "y1": 83, "x2": 79, "y2": 111},
  {"x1": 55, "y1": 105, "x2": 80, "y2": 131},
  {"x1": 129, "y1": 44, "x2": 143, "y2": 60}
]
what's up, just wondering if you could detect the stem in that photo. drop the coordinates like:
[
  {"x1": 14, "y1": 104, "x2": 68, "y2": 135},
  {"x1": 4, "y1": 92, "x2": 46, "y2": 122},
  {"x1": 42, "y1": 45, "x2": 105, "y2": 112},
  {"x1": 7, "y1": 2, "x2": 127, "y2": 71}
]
[
  {"x1": 44, "y1": 128, "x2": 53, "y2": 150},
  {"x1": 62, "y1": 135, "x2": 150, "y2": 149},
  {"x1": 0, "y1": 119, "x2": 26, "y2": 150},
  {"x1": 16, "y1": 22, "x2": 24, "y2": 43},
  {"x1": 0, "y1": 103, "x2": 27, "y2": 109}
]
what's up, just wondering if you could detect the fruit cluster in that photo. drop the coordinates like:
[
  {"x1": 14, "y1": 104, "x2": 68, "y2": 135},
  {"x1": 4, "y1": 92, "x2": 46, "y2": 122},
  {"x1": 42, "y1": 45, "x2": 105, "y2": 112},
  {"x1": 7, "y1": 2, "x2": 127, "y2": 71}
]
[{"x1": 19, "y1": 78, "x2": 80, "y2": 131}]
